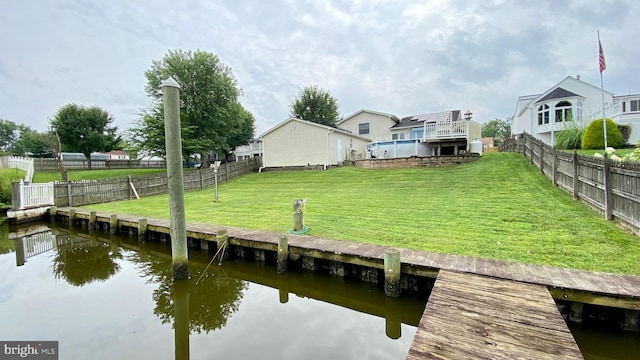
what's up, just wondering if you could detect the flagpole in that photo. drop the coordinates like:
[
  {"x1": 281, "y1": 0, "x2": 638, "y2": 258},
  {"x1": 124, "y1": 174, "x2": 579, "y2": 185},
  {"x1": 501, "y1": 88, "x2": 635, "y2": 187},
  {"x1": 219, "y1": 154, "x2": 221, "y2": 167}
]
[{"x1": 598, "y1": 30, "x2": 608, "y2": 149}]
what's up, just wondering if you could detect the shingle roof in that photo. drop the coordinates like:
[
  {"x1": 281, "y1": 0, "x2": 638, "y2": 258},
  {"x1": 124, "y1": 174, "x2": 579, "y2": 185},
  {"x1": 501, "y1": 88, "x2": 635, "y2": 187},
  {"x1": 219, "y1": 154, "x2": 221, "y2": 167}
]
[
  {"x1": 391, "y1": 110, "x2": 461, "y2": 129},
  {"x1": 534, "y1": 87, "x2": 581, "y2": 104}
]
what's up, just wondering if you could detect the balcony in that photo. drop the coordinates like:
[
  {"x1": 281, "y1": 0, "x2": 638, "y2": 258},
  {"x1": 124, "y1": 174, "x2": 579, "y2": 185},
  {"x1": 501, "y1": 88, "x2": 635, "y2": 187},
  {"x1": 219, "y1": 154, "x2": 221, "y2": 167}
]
[{"x1": 422, "y1": 120, "x2": 469, "y2": 141}]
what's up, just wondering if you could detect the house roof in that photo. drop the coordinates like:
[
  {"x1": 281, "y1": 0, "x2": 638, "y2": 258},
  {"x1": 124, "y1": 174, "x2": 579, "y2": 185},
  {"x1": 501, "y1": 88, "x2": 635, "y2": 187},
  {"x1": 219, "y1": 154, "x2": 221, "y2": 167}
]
[
  {"x1": 337, "y1": 109, "x2": 400, "y2": 124},
  {"x1": 534, "y1": 87, "x2": 581, "y2": 104},
  {"x1": 101, "y1": 150, "x2": 128, "y2": 156},
  {"x1": 391, "y1": 110, "x2": 461, "y2": 129},
  {"x1": 259, "y1": 117, "x2": 369, "y2": 140}
]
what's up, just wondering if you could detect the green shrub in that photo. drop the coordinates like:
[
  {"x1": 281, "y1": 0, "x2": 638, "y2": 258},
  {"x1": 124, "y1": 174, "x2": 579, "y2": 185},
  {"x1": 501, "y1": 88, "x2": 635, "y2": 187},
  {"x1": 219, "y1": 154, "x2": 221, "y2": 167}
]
[
  {"x1": 617, "y1": 124, "x2": 632, "y2": 145},
  {"x1": 581, "y1": 118, "x2": 624, "y2": 150},
  {"x1": 555, "y1": 122, "x2": 585, "y2": 149},
  {"x1": 0, "y1": 168, "x2": 26, "y2": 206}
]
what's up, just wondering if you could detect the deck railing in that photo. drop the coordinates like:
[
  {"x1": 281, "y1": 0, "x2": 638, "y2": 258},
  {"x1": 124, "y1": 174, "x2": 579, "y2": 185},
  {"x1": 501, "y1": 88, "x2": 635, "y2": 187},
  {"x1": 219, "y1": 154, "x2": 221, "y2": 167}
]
[
  {"x1": 422, "y1": 120, "x2": 468, "y2": 140},
  {"x1": 11, "y1": 180, "x2": 55, "y2": 210}
]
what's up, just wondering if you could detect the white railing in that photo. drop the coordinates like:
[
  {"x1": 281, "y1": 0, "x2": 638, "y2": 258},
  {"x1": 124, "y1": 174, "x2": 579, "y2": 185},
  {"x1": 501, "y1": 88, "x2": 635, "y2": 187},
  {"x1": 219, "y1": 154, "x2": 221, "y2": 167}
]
[
  {"x1": 7, "y1": 156, "x2": 35, "y2": 182},
  {"x1": 422, "y1": 120, "x2": 468, "y2": 140},
  {"x1": 22, "y1": 231, "x2": 56, "y2": 259},
  {"x1": 13, "y1": 180, "x2": 55, "y2": 210}
]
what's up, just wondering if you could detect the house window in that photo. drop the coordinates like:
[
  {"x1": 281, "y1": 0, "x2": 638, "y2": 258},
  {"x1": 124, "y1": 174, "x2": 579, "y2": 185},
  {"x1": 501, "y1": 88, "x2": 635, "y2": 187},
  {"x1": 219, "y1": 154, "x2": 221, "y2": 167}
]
[
  {"x1": 622, "y1": 102, "x2": 626, "y2": 112},
  {"x1": 576, "y1": 100, "x2": 583, "y2": 122},
  {"x1": 392, "y1": 134, "x2": 398, "y2": 140},
  {"x1": 358, "y1": 123, "x2": 370, "y2": 135},
  {"x1": 410, "y1": 128, "x2": 424, "y2": 139},
  {"x1": 555, "y1": 101, "x2": 572, "y2": 122},
  {"x1": 537, "y1": 105, "x2": 550, "y2": 125},
  {"x1": 631, "y1": 100, "x2": 640, "y2": 112}
]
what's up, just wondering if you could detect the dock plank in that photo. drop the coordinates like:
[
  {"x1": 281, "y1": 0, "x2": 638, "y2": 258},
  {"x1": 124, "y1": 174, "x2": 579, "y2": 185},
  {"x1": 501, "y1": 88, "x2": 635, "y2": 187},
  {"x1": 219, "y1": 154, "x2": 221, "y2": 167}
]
[{"x1": 407, "y1": 271, "x2": 583, "y2": 360}]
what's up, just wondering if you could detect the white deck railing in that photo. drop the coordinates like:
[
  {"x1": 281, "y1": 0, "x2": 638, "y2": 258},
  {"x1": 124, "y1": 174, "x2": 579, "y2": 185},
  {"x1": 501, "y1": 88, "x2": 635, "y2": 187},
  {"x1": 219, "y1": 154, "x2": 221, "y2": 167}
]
[
  {"x1": 12, "y1": 180, "x2": 55, "y2": 210},
  {"x1": 422, "y1": 120, "x2": 468, "y2": 140}
]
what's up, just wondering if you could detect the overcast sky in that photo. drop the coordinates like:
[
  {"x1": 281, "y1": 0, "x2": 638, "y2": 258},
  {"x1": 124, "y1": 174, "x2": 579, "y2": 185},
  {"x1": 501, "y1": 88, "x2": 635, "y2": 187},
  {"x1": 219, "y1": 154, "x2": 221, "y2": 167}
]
[{"x1": 1, "y1": 0, "x2": 638, "y2": 137}]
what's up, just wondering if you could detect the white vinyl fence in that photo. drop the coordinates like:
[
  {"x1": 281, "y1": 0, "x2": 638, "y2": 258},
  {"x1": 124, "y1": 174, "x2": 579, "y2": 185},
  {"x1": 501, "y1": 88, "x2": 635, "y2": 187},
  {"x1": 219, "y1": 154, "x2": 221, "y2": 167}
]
[{"x1": 11, "y1": 180, "x2": 55, "y2": 210}]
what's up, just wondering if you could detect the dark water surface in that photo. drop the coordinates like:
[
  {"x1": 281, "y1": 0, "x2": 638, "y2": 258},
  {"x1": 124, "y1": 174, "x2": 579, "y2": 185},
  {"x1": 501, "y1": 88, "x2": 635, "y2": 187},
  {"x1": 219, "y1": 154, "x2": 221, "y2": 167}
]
[{"x1": 0, "y1": 222, "x2": 426, "y2": 360}]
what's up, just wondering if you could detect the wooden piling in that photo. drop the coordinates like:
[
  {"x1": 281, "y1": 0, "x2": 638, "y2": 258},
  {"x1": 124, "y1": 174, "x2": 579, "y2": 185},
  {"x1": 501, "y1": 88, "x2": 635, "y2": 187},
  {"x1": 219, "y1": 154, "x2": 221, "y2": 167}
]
[
  {"x1": 13, "y1": 239, "x2": 25, "y2": 267},
  {"x1": 109, "y1": 214, "x2": 118, "y2": 235},
  {"x1": 293, "y1": 199, "x2": 306, "y2": 232},
  {"x1": 138, "y1": 218, "x2": 148, "y2": 242},
  {"x1": 69, "y1": 208, "x2": 76, "y2": 226},
  {"x1": 569, "y1": 302, "x2": 583, "y2": 323},
  {"x1": 89, "y1": 211, "x2": 97, "y2": 231},
  {"x1": 216, "y1": 229, "x2": 229, "y2": 260},
  {"x1": 384, "y1": 248, "x2": 401, "y2": 297},
  {"x1": 163, "y1": 76, "x2": 189, "y2": 281},
  {"x1": 277, "y1": 236, "x2": 288, "y2": 273}
]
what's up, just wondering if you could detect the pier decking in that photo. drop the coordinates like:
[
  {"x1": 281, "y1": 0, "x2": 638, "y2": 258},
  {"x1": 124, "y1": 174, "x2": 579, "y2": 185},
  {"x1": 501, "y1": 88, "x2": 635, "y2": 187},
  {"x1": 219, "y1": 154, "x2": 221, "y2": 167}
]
[{"x1": 407, "y1": 271, "x2": 584, "y2": 359}]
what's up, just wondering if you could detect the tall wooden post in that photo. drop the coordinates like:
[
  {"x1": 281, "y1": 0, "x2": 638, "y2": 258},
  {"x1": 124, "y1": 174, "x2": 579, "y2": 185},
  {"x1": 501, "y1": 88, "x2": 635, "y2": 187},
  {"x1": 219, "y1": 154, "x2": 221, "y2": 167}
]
[
  {"x1": 109, "y1": 214, "x2": 118, "y2": 235},
  {"x1": 384, "y1": 248, "x2": 401, "y2": 297},
  {"x1": 277, "y1": 236, "x2": 289, "y2": 273},
  {"x1": 89, "y1": 211, "x2": 97, "y2": 231},
  {"x1": 293, "y1": 199, "x2": 306, "y2": 232},
  {"x1": 552, "y1": 147, "x2": 558, "y2": 187},
  {"x1": 163, "y1": 76, "x2": 189, "y2": 281},
  {"x1": 13, "y1": 238, "x2": 25, "y2": 266},
  {"x1": 138, "y1": 218, "x2": 148, "y2": 243}
]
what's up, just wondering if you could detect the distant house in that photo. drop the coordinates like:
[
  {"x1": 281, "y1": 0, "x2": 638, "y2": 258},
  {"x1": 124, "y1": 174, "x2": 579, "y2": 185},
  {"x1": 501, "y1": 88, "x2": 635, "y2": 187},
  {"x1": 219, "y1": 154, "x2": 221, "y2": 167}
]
[
  {"x1": 101, "y1": 150, "x2": 130, "y2": 160},
  {"x1": 511, "y1": 75, "x2": 640, "y2": 146},
  {"x1": 260, "y1": 118, "x2": 370, "y2": 168},
  {"x1": 233, "y1": 139, "x2": 263, "y2": 161},
  {"x1": 337, "y1": 109, "x2": 400, "y2": 140}
]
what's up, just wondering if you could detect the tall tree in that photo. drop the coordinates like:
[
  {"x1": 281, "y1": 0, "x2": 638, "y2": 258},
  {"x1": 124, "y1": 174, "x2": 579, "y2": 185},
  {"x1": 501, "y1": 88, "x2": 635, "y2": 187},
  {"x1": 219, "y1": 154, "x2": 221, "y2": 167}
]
[
  {"x1": 140, "y1": 49, "x2": 254, "y2": 166},
  {"x1": 289, "y1": 85, "x2": 340, "y2": 127},
  {"x1": 481, "y1": 118, "x2": 511, "y2": 139},
  {"x1": 49, "y1": 104, "x2": 120, "y2": 169},
  {"x1": 10, "y1": 125, "x2": 52, "y2": 157},
  {"x1": 0, "y1": 119, "x2": 18, "y2": 152}
]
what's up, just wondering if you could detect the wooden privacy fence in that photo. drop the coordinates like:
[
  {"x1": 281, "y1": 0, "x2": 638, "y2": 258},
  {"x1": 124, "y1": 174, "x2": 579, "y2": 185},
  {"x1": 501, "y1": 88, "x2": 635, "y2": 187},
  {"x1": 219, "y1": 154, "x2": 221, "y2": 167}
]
[
  {"x1": 53, "y1": 158, "x2": 260, "y2": 207},
  {"x1": 500, "y1": 133, "x2": 640, "y2": 234},
  {"x1": 32, "y1": 158, "x2": 167, "y2": 171}
]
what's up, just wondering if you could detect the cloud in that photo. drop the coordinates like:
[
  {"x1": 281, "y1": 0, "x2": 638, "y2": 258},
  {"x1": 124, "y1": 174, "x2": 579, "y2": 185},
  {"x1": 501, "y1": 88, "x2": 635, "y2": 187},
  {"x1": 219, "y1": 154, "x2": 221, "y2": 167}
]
[{"x1": 1, "y1": 0, "x2": 639, "y2": 136}]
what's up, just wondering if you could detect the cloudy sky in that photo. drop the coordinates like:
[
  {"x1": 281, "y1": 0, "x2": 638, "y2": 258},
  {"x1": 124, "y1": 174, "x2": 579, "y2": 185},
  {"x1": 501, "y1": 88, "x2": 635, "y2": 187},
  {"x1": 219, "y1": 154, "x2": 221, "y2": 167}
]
[{"x1": 1, "y1": 0, "x2": 638, "y2": 137}]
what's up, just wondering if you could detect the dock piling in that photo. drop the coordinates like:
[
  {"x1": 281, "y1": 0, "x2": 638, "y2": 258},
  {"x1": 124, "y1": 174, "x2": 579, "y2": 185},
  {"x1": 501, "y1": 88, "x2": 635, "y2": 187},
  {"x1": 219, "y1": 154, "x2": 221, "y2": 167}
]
[
  {"x1": 277, "y1": 236, "x2": 288, "y2": 273},
  {"x1": 89, "y1": 211, "x2": 97, "y2": 231},
  {"x1": 384, "y1": 248, "x2": 401, "y2": 297},
  {"x1": 138, "y1": 218, "x2": 148, "y2": 243},
  {"x1": 109, "y1": 214, "x2": 118, "y2": 235}
]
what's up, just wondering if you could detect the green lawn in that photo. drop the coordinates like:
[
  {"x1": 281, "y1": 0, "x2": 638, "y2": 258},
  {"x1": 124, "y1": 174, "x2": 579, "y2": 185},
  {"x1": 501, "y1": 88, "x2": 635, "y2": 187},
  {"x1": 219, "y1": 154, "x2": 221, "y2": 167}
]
[
  {"x1": 33, "y1": 168, "x2": 166, "y2": 183},
  {"x1": 84, "y1": 152, "x2": 640, "y2": 275}
]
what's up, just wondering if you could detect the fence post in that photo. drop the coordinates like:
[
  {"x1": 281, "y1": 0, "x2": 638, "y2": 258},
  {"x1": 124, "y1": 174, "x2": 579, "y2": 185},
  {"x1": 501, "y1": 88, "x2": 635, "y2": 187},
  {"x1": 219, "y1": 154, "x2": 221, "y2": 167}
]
[
  {"x1": 552, "y1": 147, "x2": 558, "y2": 187},
  {"x1": 572, "y1": 151, "x2": 579, "y2": 200},
  {"x1": 539, "y1": 144, "x2": 544, "y2": 173},
  {"x1": 67, "y1": 181, "x2": 72, "y2": 206},
  {"x1": 18, "y1": 180, "x2": 25, "y2": 210},
  {"x1": 603, "y1": 157, "x2": 612, "y2": 220},
  {"x1": 128, "y1": 175, "x2": 133, "y2": 200}
]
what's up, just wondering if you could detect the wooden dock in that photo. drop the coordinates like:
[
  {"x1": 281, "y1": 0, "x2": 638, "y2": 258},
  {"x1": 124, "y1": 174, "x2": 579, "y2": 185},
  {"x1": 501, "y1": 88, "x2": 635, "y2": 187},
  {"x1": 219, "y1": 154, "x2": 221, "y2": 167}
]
[{"x1": 407, "y1": 271, "x2": 584, "y2": 359}]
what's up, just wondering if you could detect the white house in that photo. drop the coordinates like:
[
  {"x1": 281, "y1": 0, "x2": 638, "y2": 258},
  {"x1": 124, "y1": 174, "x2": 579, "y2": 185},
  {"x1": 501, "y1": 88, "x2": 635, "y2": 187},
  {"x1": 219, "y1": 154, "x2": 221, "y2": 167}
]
[
  {"x1": 259, "y1": 118, "x2": 370, "y2": 168},
  {"x1": 512, "y1": 75, "x2": 640, "y2": 146}
]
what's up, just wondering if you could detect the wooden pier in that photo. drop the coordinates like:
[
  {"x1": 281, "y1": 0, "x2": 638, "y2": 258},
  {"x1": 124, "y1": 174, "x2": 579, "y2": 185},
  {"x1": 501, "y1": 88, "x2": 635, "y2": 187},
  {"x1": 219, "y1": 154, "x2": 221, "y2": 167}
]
[
  {"x1": 49, "y1": 207, "x2": 640, "y2": 359},
  {"x1": 407, "y1": 271, "x2": 583, "y2": 359}
]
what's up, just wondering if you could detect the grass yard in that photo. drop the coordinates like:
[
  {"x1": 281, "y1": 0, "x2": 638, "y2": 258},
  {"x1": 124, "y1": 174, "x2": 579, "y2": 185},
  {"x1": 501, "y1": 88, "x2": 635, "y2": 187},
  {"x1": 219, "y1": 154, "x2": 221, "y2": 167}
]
[
  {"x1": 33, "y1": 168, "x2": 166, "y2": 183},
  {"x1": 84, "y1": 152, "x2": 640, "y2": 275}
]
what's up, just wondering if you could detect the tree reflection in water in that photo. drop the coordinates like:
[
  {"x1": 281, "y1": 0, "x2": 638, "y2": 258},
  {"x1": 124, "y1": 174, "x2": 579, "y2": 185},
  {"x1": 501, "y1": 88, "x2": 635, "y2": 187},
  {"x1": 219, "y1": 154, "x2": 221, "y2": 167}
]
[
  {"x1": 50, "y1": 236, "x2": 121, "y2": 287},
  {"x1": 129, "y1": 251, "x2": 248, "y2": 334}
]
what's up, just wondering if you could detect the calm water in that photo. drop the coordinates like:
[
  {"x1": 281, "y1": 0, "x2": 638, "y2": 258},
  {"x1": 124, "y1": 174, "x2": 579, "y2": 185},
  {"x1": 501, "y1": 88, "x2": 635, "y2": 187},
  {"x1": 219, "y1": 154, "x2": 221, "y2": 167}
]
[{"x1": 0, "y1": 222, "x2": 426, "y2": 360}]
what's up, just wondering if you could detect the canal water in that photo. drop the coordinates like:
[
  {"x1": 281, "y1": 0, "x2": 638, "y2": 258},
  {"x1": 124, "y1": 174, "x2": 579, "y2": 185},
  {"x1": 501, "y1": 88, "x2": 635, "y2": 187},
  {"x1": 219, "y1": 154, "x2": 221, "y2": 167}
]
[
  {"x1": 1, "y1": 221, "x2": 639, "y2": 359},
  {"x1": 0, "y1": 222, "x2": 427, "y2": 360}
]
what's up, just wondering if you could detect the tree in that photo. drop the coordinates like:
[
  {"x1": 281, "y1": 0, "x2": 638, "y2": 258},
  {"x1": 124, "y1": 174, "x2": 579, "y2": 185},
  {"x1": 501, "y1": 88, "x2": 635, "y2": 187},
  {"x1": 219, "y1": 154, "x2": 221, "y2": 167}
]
[
  {"x1": 481, "y1": 118, "x2": 511, "y2": 139},
  {"x1": 139, "y1": 49, "x2": 254, "y2": 166},
  {"x1": 10, "y1": 125, "x2": 53, "y2": 157},
  {"x1": 290, "y1": 85, "x2": 340, "y2": 127},
  {"x1": 0, "y1": 119, "x2": 18, "y2": 152},
  {"x1": 49, "y1": 104, "x2": 121, "y2": 169}
]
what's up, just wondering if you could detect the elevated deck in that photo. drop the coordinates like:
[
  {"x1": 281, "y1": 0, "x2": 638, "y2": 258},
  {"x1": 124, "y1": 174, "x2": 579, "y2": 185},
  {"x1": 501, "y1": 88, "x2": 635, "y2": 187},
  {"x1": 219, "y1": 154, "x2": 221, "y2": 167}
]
[{"x1": 407, "y1": 271, "x2": 584, "y2": 359}]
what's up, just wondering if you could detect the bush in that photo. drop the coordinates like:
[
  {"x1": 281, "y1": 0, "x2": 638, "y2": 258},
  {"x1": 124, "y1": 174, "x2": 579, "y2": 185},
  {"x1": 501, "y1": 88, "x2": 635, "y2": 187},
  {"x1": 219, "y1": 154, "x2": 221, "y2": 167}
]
[
  {"x1": 555, "y1": 122, "x2": 585, "y2": 149},
  {"x1": 617, "y1": 124, "x2": 632, "y2": 145},
  {"x1": 0, "y1": 168, "x2": 26, "y2": 207},
  {"x1": 581, "y1": 118, "x2": 624, "y2": 150}
]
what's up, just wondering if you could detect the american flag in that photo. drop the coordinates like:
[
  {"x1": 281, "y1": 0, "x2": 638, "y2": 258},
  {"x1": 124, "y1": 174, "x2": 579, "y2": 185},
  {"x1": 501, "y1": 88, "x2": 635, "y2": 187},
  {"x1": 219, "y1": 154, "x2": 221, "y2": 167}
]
[{"x1": 599, "y1": 39, "x2": 606, "y2": 73}]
